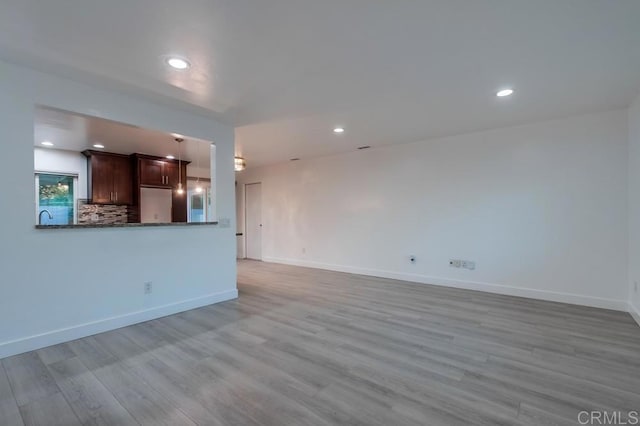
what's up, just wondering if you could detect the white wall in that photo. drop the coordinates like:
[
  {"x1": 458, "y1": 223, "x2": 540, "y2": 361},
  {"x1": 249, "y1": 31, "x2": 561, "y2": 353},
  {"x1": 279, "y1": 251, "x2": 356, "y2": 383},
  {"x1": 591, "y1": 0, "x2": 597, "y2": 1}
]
[
  {"x1": 187, "y1": 164, "x2": 211, "y2": 180},
  {"x1": 628, "y1": 94, "x2": 640, "y2": 323},
  {"x1": 34, "y1": 147, "x2": 88, "y2": 199},
  {"x1": 238, "y1": 110, "x2": 629, "y2": 310},
  {"x1": 0, "y1": 60, "x2": 237, "y2": 358}
]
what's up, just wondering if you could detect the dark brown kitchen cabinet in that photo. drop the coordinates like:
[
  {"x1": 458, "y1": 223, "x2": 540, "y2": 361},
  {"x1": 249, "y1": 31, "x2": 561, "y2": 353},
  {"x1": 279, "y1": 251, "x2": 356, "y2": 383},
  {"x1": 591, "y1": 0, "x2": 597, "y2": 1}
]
[
  {"x1": 131, "y1": 154, "x2": 189, "y2": 222},
  {"x1": 138, "y1": 157, "x2": 186, "y2": 188},
  {"x1": 163, "y1": 161, "x2": 180, "y2": 188},
  {"x1": 139, "y1": 158, "x2": 166, "y2": 186},
  {"x1": 83, "y1": 151, "x2": 132, "y2": 205},
  {"x1": 168, "y1": 162, "x2": 188, "y2": 222}
]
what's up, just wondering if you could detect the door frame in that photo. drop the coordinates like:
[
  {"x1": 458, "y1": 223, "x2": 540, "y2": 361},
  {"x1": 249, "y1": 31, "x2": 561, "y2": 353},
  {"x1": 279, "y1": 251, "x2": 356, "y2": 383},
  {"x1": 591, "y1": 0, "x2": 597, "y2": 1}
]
[{"x1": 244, "y1": 182, "x2": 262, "y2": 260}]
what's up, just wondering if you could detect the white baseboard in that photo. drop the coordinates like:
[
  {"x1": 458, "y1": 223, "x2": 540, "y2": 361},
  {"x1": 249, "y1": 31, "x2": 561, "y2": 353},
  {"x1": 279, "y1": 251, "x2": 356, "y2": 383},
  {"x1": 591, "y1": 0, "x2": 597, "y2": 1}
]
[
  {"x1": 263, "y1": 257, "x2": 627, "y2": 312},
  {"x1": 0, "y1": 289, "x2": 238, "y2": 359},
  {"x1": 629, "y1": 301, "x2": 640, "y2": 327}
]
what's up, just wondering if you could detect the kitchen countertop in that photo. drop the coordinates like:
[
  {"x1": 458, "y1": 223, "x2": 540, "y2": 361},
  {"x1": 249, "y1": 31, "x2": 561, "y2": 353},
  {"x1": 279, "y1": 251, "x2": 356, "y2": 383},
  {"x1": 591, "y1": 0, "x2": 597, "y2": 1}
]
[{"x1": 35, "y1": 222, "x2": 219, "y2": 229}]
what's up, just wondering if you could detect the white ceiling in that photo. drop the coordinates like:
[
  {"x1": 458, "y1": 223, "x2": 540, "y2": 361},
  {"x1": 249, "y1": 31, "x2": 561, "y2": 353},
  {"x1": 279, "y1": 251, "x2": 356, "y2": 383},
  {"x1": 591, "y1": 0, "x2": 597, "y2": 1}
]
[
  {"x1": 35, "y1": 107, "x2": 212, "y2": 166},
  {"x1": 2, "y1": 1, "x2": 640, "y2": 168}
]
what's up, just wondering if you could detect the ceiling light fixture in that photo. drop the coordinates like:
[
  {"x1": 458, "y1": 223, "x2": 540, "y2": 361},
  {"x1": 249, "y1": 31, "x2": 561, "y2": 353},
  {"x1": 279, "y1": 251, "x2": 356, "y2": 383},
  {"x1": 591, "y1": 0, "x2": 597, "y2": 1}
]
[
  {"x1": 166, "y1": 57, "x2": 190, "y2": 70},
  {"x1": 41, "y1": 141, "x2": 54, "y2": 147},
  {"x1": 496, "y1": 88, "x2": 514, "y2": 97},
  {"x1": 93, "y1": 143, "x2": 105, "y2": 149},
  {"x1": 175, "y1": 138, "x2": 185, "y2": 195},
  {"x1": 166, "y1": 155, "x2": 175, "y2": 160},
  {"x1": 333, "y1": 127, "x2": 345, "y2": 134},
  {"x1": 235, "y1": 156, "x2": 246, "y2": 172}
]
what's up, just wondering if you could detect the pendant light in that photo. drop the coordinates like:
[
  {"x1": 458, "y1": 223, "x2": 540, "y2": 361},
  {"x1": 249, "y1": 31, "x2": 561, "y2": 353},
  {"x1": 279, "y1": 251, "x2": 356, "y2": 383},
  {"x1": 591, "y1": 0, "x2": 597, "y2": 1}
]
[
  {"x1": 175, "y1": 137, "x2": 185, "y2": 195},
  {"x1": 195, "y1": 141, "x2": 203, "y2": 193}
]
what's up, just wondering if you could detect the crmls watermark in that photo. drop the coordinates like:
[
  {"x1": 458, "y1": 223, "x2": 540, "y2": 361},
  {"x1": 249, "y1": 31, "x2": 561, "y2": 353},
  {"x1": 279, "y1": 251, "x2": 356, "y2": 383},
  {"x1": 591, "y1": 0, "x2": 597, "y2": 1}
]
[{"x1": 578, "y1": 411, "x2": 640, "y2": 425}]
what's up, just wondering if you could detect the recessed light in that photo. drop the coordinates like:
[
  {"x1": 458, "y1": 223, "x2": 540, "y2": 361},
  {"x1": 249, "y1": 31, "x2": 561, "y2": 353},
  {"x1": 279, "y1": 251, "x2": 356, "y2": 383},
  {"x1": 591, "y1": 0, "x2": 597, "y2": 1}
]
[
  {"x1": 166, "y1": 155, "x2": 175, "y2": 160},
  {"x1": 496, "y1": 88, "x2": 514, "y2": 97},
  {"x1": 93, "y1": 143, "x2": 105, "y2": 149},
  {"x1": 166, "y1": 57, "x2": 190, "y2": 70},
  {"x1": 333, "y1": 127, "x2": 345, "y2": 134},
  {"x1": 41, "y1": 141, "x2": 54, "y2": 147}
]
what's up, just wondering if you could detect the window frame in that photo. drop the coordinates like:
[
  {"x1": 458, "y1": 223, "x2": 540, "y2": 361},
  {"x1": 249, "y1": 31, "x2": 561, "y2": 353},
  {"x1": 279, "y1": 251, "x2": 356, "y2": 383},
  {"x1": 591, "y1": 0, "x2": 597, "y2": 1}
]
[
  {"x1": 35, "y1": 172, "x2": 79, "y2": 225},
  {"x1": 186, "y1": 181, "x2": 211, "y2": 223}
]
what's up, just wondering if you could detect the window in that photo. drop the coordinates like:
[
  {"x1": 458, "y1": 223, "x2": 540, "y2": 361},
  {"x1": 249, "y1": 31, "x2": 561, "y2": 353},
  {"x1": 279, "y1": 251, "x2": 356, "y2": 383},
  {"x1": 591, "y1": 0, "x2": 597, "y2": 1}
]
[
  {"x1": 35, "y1": 173, "x2": 78, "y2": 225},
  {"x1": 187, "y1": 181, "x2": 212, "y2": 223}
]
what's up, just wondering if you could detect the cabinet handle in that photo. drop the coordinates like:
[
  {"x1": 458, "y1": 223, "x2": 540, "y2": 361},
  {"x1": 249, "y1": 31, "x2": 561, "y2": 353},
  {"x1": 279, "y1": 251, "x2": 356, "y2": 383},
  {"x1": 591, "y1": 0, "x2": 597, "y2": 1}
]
[
  {"x1": 115, "y1": 192, "x2": 118, "y2": 201},
  {"x1": 110, "y1": 192, "x2": 113, "y2": 202}
]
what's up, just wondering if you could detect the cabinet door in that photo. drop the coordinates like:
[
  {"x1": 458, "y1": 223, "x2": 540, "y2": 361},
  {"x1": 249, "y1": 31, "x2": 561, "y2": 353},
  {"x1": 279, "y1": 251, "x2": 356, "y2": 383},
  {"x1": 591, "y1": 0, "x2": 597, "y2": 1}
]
[
  {"x1": 91, "y1": 155, "x2": 114, "y2": 204},
  {"x1": 164, "y1": 161, "x2": 179, "y2": 188},
  {"x1": 172, "y1": 191, "x2": 188, "y2": 222},
  {"x1": 139, "y1": 159, "x2": 166, "y2": 187},
  {"x1": 170, "y1": 163, "x2": 188, "y2": 222},
  {"x1": 112, "y1": 156, "x2": 132, "y2": 204}
]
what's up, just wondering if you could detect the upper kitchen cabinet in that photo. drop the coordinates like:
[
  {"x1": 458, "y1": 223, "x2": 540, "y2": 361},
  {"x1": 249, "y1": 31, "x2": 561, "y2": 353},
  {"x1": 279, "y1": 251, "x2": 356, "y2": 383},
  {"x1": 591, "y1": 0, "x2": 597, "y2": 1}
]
[
  {"x1": 137, "y1": 155, "x2": 185, "y2": 188},
  {"x1": 134, "y1": 154, "x2": 187, "y2": 189},
  {"x1": 163, "y1": 161, "x2": 182, "y2": 188},
  {"x1": 131, "y1": 154, "x2": 189, "y2": 222},
  {"x1": 139, "y1": 158, "x2": 165, "y2": 186},
  {"x1": 83, "y1": 150, "x2": 133, "y2": 205}
]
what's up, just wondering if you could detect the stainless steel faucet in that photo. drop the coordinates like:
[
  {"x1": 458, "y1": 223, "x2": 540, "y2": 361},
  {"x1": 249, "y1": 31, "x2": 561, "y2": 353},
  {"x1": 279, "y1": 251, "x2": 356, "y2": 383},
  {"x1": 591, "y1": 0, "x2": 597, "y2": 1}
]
[{"x1": 38, "y1": 209, "x2": 53, "y2": 225}]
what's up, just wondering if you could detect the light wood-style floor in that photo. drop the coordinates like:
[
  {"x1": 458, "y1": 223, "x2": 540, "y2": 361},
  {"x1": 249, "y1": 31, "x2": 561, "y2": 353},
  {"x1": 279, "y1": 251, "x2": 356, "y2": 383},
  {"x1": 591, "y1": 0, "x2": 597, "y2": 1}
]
[{"x1": 2, "y1": 260, "x2": 640, "y2": 425}]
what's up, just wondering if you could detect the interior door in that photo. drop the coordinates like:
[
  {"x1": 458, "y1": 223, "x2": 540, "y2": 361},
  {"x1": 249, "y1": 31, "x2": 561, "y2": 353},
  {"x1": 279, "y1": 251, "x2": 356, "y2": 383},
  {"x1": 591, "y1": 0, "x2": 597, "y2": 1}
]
[{"x1": 245, "y1": 183, "x2": 262, "y2": 260}]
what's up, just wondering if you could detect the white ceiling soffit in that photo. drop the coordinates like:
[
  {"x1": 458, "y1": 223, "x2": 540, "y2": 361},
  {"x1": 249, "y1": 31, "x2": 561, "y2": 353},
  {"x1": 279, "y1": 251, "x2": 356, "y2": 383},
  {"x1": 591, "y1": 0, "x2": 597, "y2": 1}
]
[
  {"x1": 1, "y1": 0, "x2": 640, "y2": 168},
  {"x1": 34, "y1": 107, "x2": 212, "y2": 166}
]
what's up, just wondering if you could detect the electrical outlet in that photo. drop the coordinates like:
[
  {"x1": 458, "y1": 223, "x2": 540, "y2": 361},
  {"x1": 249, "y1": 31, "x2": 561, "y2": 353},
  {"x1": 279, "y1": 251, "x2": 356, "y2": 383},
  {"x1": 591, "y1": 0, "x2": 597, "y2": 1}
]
[
  {"x1": 449, "y1": 259, "x2": 461, "y2": 268},
  {"x1": 144, "y1": 282, "x2": 153, "y2": 295},
  {"x1": 461, "y1": 260, "x2": 476, "y2": 270},
  {"x1": 409, "y1": 255, "x2": 416, "y2": 264}
]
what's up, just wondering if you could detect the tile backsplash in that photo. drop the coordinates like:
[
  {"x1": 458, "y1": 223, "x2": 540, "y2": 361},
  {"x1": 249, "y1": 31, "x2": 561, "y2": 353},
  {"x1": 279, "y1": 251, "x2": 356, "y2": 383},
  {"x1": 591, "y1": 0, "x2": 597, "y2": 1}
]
[{"x1": 78, "y1": 201, "x2": 129, "y2": 224}]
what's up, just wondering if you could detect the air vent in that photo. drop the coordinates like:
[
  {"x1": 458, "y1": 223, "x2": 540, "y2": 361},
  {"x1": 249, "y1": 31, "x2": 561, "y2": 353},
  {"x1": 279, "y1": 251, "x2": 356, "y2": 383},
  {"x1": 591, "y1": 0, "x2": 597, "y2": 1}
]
[{"x1": 357, "y1": 146, "x2": 371, "y2": 150}]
